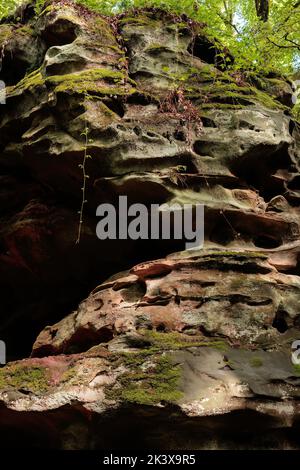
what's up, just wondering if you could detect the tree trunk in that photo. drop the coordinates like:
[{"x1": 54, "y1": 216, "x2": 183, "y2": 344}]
[{"x1": 255, "y1": 0, "x2": 269, "y2": 22}]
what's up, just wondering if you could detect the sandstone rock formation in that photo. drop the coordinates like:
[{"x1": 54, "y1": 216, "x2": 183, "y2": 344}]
[{"x1": 0, "y1": 0, "x2": 300, "y2": 449}]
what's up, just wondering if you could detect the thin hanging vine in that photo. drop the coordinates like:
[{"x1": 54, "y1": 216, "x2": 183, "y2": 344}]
[{"x1": 76, "y1": 98, "x2": 92, "y2": 244}]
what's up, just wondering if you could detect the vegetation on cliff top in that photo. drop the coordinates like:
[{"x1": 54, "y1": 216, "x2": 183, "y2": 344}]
[
  {"x1": 1, "y1": 1, "x2": 299, "y2": 114},
  {"x1": 1, "y1": 0, "x2": 299, "y2": 77}
]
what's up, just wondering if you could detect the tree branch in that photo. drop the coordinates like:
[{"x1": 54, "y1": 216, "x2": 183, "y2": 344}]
[
  {"x1": 217, "y1": 12, "x2": 240, "y2": 35},
  {"x1": 267, "y1": 35, "x2": 300, "y2": 50}
]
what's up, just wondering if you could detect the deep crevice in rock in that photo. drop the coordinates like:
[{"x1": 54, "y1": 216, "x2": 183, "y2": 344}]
[
  {"x1": 189, "y1": 36, "x2": 224, "y2": 69},
  {"x1": 42, "y1": 20, "x2": 78, "y2": 47},
  {"x1": 272, "y1": 310, "x2": 289, "y2": 333},
  {"x1": 230, "y1": 143, "x2": 293, "y2": 200}
]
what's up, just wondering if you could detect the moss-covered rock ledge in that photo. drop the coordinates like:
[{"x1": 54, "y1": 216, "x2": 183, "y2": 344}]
[{"x1": 0, "y1": 333, "x2": 300, "y2": 449}]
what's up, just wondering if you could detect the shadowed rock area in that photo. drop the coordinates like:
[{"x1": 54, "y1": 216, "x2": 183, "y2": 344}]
[{"x1": 0, "y1": 0, "x2": 300, "y2": 449}]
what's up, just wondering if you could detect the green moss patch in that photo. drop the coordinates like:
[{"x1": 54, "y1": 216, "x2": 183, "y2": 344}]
[
  {"x1": 140, "y1": 330, "x2": 228, "y2": 352},
  {"x1": 250, "y1": 357, "x2": 263, "y2": 367},
  {"x1": 119, "y1": 14, "x2": 160, "y2": 28},
  {"x1": 106, "y1": 330, "x2": 228, "y2": 406},
  {"x1": 0, "y1": 25, "x2": 14, "y2": 45},
  {"x1": 61, "y1": 366, "x2": 77, "y2": 383},
  {"x1": 293, "y1": 364, "x2": 300, "y2": 376},
  {"x1": 203, "y1": 250, "x2": 268, "y2": 259},
  {"x1": 187, "y1": 81, "x2": 287, "y2": 110},
  {"x1": 0, "y1": 364, "x2": 49, "y2": 394},
  {"x1": 7, "y1": 67, "x2": 136, "y2": 98},
  {"x1": 6, "y1": 69, "x2": 45, "y2": 97},
  {"x1": 16, "y1": 25, "x2": 36, "y2": 37},
  {"x1": 108, "y1": 353, "x2": 183, "y2": 406},
  {"x1": 48, "y1": 68, "x2": 125, "y2": 84},
  {"x1": 47, "y1": 68, "x2": 134, "y2": 96}
]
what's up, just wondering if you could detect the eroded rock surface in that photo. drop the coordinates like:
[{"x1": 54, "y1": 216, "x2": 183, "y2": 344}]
[
  {"x1": 32, "y1": 253, "x2": 300, "y2": 356},
  {"x1": 0, "y1": 0, "x2": 300, "y2": 449}
]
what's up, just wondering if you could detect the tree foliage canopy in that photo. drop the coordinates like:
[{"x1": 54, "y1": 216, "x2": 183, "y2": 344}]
[{"x1": 1, "y1": 0, "x2": 299, "y2": 76}]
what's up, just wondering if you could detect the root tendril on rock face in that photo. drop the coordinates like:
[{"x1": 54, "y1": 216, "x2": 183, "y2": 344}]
[{"x1": 76, "y1": 93, "x2": 92, "y2": 244}]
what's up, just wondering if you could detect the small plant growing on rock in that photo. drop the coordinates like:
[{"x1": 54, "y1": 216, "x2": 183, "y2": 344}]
[{"x1": 160, "y1": 87, "x2": 202, "y2": 145}]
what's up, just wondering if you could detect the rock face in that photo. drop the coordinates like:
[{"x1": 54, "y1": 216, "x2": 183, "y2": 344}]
[{"x1": 0, "y1": 0, "x2": 300, "y2": 449}]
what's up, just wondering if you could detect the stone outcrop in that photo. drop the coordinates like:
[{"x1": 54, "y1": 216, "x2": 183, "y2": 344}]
[{"x1": 0, "y1": 0, "x2": 300, "y2": 449}]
